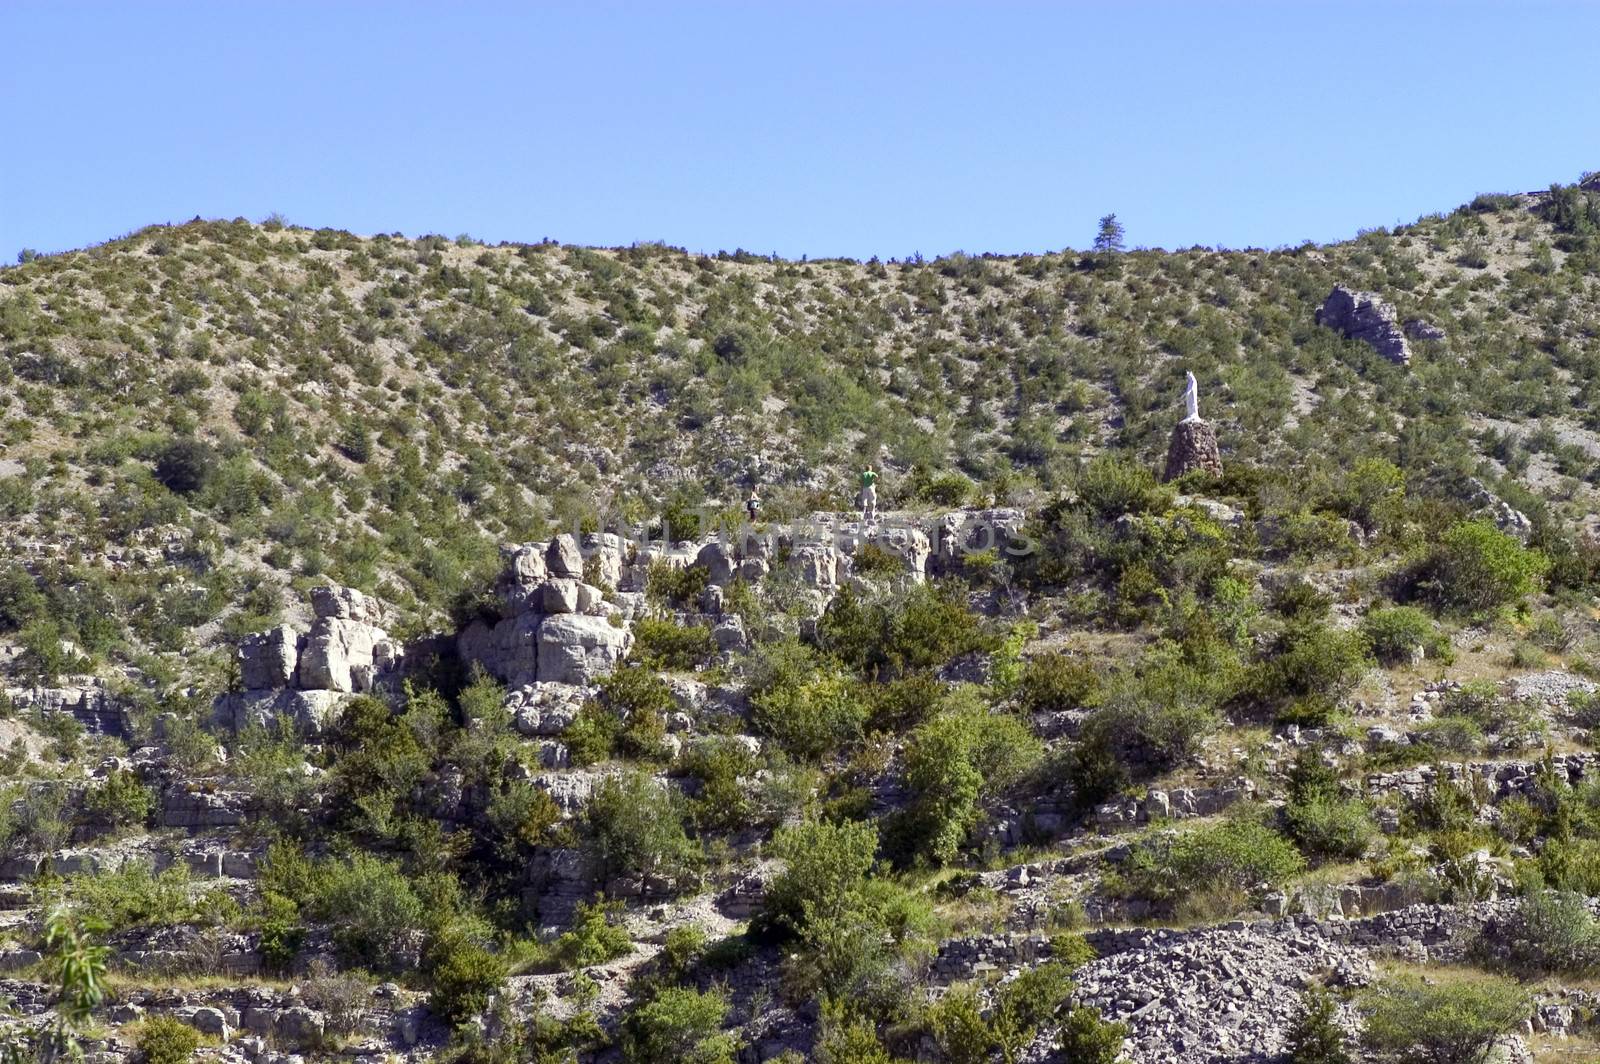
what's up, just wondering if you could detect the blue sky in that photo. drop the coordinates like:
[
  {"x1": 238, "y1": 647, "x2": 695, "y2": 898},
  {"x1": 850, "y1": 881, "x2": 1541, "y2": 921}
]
[{"x1": 4, "y1": 1, "x2": 1598, "y2": 262}]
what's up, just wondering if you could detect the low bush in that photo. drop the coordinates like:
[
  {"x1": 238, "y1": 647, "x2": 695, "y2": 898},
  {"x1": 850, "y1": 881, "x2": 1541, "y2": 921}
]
[
  {"x1": 1500, "y1": 890, "x2": 1600, "y2": 976},
  {"x1": 79, "y1": 770, "x2": 154, "y2": 831},
  {"x1": 750, "y1": 669, "x2": 867, "y2": 762},
  {"x1": 554, "y1": 899, "x2": 633, "y2": 969},
  {"x1": 620, "y1": 986, "x2": 736, "y2": 1064},
  {"x1": 1359, "y1": 972, "x2": 1530, "y2": 1064},
  {"x1": 633, "y1": 617, "x2": 717, "y2": 670},
  {"x1": 1284, "y1": 750, "x2": 1374, "y2": 862},
  {"x1": 584, "y1": 771, "x2": 698, "y2": 884},
  {"x1": 1363, "y1": 606, "x2": 1449, "y2": 666},
  {"x1": 427, "y1": 933, "x2": 508, "y2": 1026},
  {"x1": 1284, "y1": 986, "x2": 1351, "y2": 1064},
  {"x1": 1054, "y1": 1004, "x2": 1127, "y2": 1064},
  {"x1": 1015, "y1": 653, "x2": 1101, "y2": 713},
  {"x1": 891, "y1": 696, "x2": 1042, "y2": 866},
  {"x1": 1109, "y1": 817, "x2": 1305, "y2": 906},
  {"x1": 646, "y1": 562, "x2": 709, "y2": 608},
  {"x1": 1421, "y1": 519, "x2": 1548, "y2": 616},
  {"x1": 136, "y1": 1015, "x2": 201, "y2": 1064},
  {"x1": 1252, "y1": 621, "x2": 1372, "y2": 708},
  {"x1": 152, "y1": 436, "x2": 216, "y2": 495}
]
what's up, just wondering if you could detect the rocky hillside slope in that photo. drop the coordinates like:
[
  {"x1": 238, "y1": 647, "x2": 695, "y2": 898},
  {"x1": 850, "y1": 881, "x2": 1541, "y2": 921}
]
[{"x1": 3, "y1": 177, "x2": 1600, "y2": 1063}]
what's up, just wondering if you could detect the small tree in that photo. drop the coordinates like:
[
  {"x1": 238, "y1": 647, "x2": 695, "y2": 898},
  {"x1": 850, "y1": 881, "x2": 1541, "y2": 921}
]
[
  {"x1": 1285, "y1": 986, "x2": 1352, "y2": 1064},
  {"x1": 1425, "y1": 519, "x2": 1547, "y2": 616},
  {"x1": 153, "y1": 436, "x2": 217, "y2": 495},
  {"x1": 1093, "y1": 214, "x2": 1126, "y2": 254}
]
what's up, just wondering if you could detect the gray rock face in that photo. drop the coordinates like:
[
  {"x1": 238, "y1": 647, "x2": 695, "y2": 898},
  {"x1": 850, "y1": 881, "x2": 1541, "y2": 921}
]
[
  {"x1": 508, "y1": 682, "x2": 587, "y2": 736},
  {"x1": 1316, "y1": 284, "x2": 1412, "y2": 365},
  {"x1": 213, "y1": 688, "x2": 344, "y2": 735},
  {"x1": 537, "y1": 614, "x2": 632, "y2": 686},
  {"x1": 1466, "y1": 477, "x2": 1534, "y2": 542},
  {"x1": 1404, "y1": 317, "x2": 1446, "y2": 342},
  {"x1": 3, "y1": 681, "x2": 129, "y2": 737},
  {"x1": 310, "y1": 584, "x2": 384, "y2": 625}
]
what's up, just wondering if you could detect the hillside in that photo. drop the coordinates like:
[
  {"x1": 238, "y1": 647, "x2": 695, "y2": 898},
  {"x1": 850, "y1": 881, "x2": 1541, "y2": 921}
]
[{"x1": 2, "y1": 178, "x2": 1600, "y2": 1062}]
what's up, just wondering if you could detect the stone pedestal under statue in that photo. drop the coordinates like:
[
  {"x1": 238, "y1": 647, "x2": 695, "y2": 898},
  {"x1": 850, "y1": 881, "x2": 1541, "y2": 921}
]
[{"x1": 1164, "y1": 419, "x2": 1222, "y2": 482}]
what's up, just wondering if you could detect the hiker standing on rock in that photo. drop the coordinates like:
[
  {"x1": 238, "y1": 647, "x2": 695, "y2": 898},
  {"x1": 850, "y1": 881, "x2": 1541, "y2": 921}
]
[
  {"x1": 858, "y1": 468, "x2": 879, "y2": 524},
  {"x1": 745, "y1": 488, "x2": 761, "y2": 523}
]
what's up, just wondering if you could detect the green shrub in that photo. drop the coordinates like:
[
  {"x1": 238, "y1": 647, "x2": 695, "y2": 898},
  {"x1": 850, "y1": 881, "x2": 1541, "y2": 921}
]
[
  {"x1": 1360, "y1": 972, "x2": 1530, "y2": 1064},
  {"x1": 1424, "y1": 519, "x2": 1548, "y2": 615},
  {"x1": 1095, "y1": 643, "x2": 1234, "y2": 769},
  {"x1": 927, "y1": 986, "x2": 995, "y2": 1064},
  {"x1": 79, "y1": 770, "x2": 154, "y2": 831},
  {"x1": 554, "y1": 899, "x2": 633, "y2": 969},
  {"x1": 892, "y1": 696, "x2": 1042, "y2": 866},
  {"x1": 1075, "y1": 455, "x2": 1170, "y2": 520},
  {"x1": 152, "y1": 436, "x2": 217, "y2": 495},
  {"x1": 620, "y1": 987, "x2": 735, "y2": 1064},
  {"x1": 816, "y1": 583, "x2": 995, "y2": 679},
  {"x1": 1015, "y1": 653, "x2": 1101, "y2": 713},
  {"x1": 1054, "y1": 1004, "x2": 1127, "y2": 1064},
  {"x1": 1059, "y1": 719, "x2": 1128, "y2": 813},
  {"x1": 679, "y1": 738, "x2": 759, "y2": 833},
  {"x1": 757, "y1": 818, "x2": 879, "y2": 941},
  {"x1": 1049, "y1": 934, "x2": 1100, "y2": 966},
  {"x1": 750, "y1": 669, "x2": 867, "y2": 762},
  {"x1": 852, "y1": 542, "x2": 907, "y2": 579},
  {"x1": 585, "y1": 771, "x2": 697, "y2": 884},
  {"x1": 1284, "y1": 754, "x2": 1373, "y2": 862},
  {"x1": 563, "y1": 701, "x2": 621, "y2": 766},
  {"x1": 1363, "y1": 606, "x2": 1449, "y2": 666},
  {"x1": 1111, "y1": 817, "x2": 1304, "y2": 905},
  {"x1": 1253, "y1": 622, "x2": 1372, "y2": 708},
  {"x1": 646, "y1": 562, "x2": 709, "y2": 608},
  {"x1": 633, "y1": 617, "x2": 717, "y2": 670},
  {"x1": 0, "y1": 565, "x2": 44, "y2": 632},
  {"x1": 1500, "y1": 890, "x2": 1600, "y2": 976},
  {"x1": 136, "y1": 1015, "x2": 201, "y2": 1064},
  {"x1": 257, "y1": 890, "x2": 305, "y2": 974},
  {"x1": 1284, "y1": 986, "x2": 1351, "y2": 1064},
  {"x1": 313, "y1": 854, "x2": 430, "y2": 972},
  {"x1": 427, "y1": 934, "x2": 508, "y2": 1025},
  {"x1": 1285, "y1": 791, "x2": 1374, "y2": 862}
]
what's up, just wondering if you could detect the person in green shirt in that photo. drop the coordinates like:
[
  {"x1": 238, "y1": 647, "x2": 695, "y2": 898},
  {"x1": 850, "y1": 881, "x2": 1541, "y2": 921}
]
[{"x1": 858, "y1": 468, "x2": 879, "y2": 523}]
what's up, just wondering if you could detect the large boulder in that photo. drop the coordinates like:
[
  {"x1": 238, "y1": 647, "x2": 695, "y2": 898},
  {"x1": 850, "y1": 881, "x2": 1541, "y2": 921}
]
[
  {"x1": 696, "y1": 540, "x2": 737, "y2": 586},
  {"x1": 537, "y1": 614, "x2": 632, "y2": 685},
  {"x1": 309, "y1": 584, "x2": 384, "y2": 625},
  {"x1": 1316, "y1": 284, "x2": 1412, "y2": 365},
  {"x1": 497, "y1": 543, "x2": 549, "y2": 613},
  {"x1": 239, "y1": 625, "x2": 301, "y2": 690},
  {"x1": 861, "y1": 525, "x2": 932, "y2": 582},
  {"x1": 297, "y1": 616, "x2": 399, "y2": 693},
  {"x1": 546, "y1": 534, "x2": 584, "y2": 579},
  {"x1": 787, "y1": 542, "x2": 841, "y2": 589}
]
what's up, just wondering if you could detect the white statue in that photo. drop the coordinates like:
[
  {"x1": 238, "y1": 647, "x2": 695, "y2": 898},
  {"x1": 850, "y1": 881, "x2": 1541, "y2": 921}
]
[{"x1": 1182, "y1": 371, "x2": 1200, "y2": 422}]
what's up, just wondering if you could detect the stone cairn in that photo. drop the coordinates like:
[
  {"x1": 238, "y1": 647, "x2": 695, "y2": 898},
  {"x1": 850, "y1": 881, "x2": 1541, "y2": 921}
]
[{"x1": 1163, "y1": 370, "x2": 1223, "y2": 482}]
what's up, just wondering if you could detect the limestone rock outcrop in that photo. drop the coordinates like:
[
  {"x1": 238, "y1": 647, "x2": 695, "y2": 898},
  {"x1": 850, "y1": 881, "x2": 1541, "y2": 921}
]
[
  {"x1": 1316, "y1": 284, "x2": 1412, "y2": 365},
  {"x1": 216, "y1": 584, "x2": 402, "y2": 733}
]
